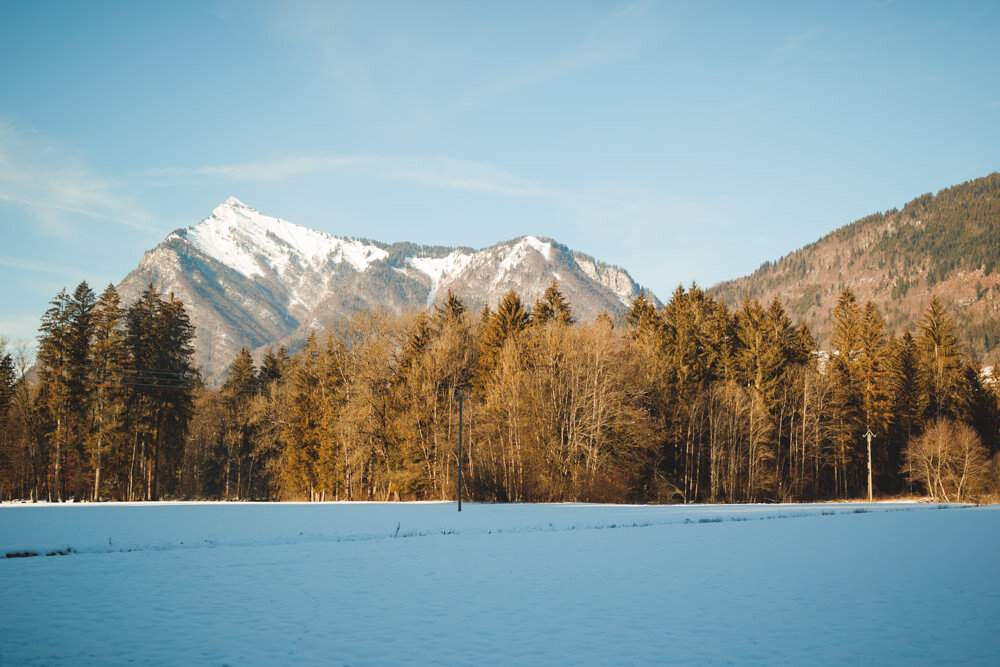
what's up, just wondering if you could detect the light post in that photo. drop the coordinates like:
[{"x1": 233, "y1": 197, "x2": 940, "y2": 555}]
[
  {"x1": 457, "y1": 389, "x2": 464, "y2": 512},
  {"x1": 864, "y1": 428, "x2": 875, "y2": 502}
]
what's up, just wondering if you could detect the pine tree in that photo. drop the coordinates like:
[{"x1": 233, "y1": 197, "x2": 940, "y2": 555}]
[
  {"x1": 858, "y1": 301, "x2": 892, "y2": 435},
  {"x1": 399, "y1": 313, "x2": 432, "y2": 376},
  {"x1": 37, "y1": 288, "x2": 73, "y2": 500},
  {"x1": 828, "y1": 288, "x2": 863, "y2": 496},
  {"x1": 433, "y1": 290, "x2": 467, "y2": 330},
  {"x1": 260, "y1": 346, "x2": 288, "y2": 384},
  {"x1": 89, "y1": 285, "x2": 127, "y2": 500},
  {"x1": 480, "y1": 290, "x2": 530, "y2": 373},
  {"x1": 916, "y1": 296, "x2": 962, "y2": 419},
  {"x1": 281, "y1": 332, "x2": 323, "y2": 499},
  {"x1": 956, "y1": 362, "x2": 1000, "y2": 452},
  {"x1": 889, "y1": 331, "x2": 922, "y2": 488},
  {"x1": 222, "y1": 348, "x2": 258, "y2": 499},
  {"x1": 125, "y1": 285, "x2": 197, "y2": 500},
  {"x1": 532, "y1": 280, "x2": 574, "y2": 326},
  {"x1": 224, "y1": 348, "x2": 258, "y2": 395},
  {"x1": 857, "y1": 301, "x2": 892, "y2": 495},
  {"x1": 625, "y1": 291, "x2": 659, "y2": 332},
  {"x1": 0, "y1": 353, "x2": 14, "y2": 415}
]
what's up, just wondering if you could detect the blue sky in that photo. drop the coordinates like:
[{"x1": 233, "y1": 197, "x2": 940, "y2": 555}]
[{"x1": 1, "y1": 0, "x2": 998, "y2": 343}]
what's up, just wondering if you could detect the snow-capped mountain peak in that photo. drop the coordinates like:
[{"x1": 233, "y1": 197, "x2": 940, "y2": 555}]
[
  {"x1": 185, "y1": 197, "x2": 388, "y2": 279},
  {"x1": 120, "y1": 198, "x2": 655, "y2": 382}
]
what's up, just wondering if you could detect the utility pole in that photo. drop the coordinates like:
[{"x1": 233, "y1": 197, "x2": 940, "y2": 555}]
[
  {"x1": 864, "y1": 428, "x2": 875, "y2": 502},
  {"x1": 457, "y1": 391, "x2": 463, "y2": 512}
]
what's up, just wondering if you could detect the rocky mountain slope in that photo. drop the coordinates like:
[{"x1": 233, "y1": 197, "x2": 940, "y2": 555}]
[
  {"x1": 711, "y1": 173, "x2": 1000, "y2": 361},
  {"x1": 118, "y1": 197, "x2": 653, "y2": 382}
]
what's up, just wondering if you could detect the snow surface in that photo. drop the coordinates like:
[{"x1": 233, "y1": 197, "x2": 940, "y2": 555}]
[
  {"x1": 491, "y1": 236, "x2": 554, "y2": 288},
  {"x1": 407, "y1": 251, "x2": 474, "y2": 305},
  {"x1": 185, "y1": 197, "x2": 388, "y2": 279},
  {"x1": 3, "y1": 502, "x2": 997, "y2": 664}
]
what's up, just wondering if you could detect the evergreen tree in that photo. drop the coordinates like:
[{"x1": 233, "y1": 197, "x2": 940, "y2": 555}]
[
  {"x1": 917, "y1": 296, "x2": 962, "y2": 419},
  {"x1": 857, "y1": 301, "x2": 892, "y2": 495},
  {"x1": 260, "y1": 346, "x2": 288, "y2": 384},
  {"x1": 125, "y1": 285, "x2": 197, "y2": 500},
  {"x1": 532, "y1": 280, "x2": 574, "y2": 326},
  {"x1": 956, "y1": 362, "x2": 1000, "y2": 452},
  {"x1": 889, "y1": 331, "x2": 922, "y2": 488},
  {"x1": 224, "y1": 348, "x2": 258, "y2": 394},
  {"x1": 89, "y1": 285, "x2": 127, "y2": 500},
  {"x1": 858, "y1": 301, "x2": 892, "y2": 435},
  {"x1": 280, "y1": 332, "x2": 323, "y2": 499},
  {"x1": 828, "y1": 288, "x2": 863, "y2": 496},
  {"x1": 625, "y1": 291, "x2": 659, "y2": 332},
  {"x1": 480, "y1": 290, "x2": 530, "y2": 373},
  {"x1": 222, "y1": 348, "x2": 258, "y2": 498},
  {"x1": 399, "y1": 313, "x2": 432, "y2": 376},
  {"x1": 433, "y1": 290, "x2": 467, "y2": 329},
  {"x1": 37, "y1": 288, "x2": 73, "y2": 500},
  {"x1": 0, "y1": 353, "x2": 14, "y2": 415}
]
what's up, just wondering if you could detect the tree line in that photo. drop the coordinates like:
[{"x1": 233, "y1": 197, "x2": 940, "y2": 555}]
[
  {"x1": 0, "y1": 283, "x2": 195, "y2": 501},
  {"x1": 1, "y1": 279, "x2": 998, "y2": 503}
]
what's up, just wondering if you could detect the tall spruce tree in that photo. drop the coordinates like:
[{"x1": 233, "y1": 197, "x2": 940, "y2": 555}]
[
  {"x1": 917, "y1": 296, "x2": 962, "y2": 420},
  {"x1": 625, "y1": 291, "x2": 659, "y2": 333},
  {"x1": 433, "y1": 290, "x2": 468, "y2": 329},
  {"x1": 260, "y1": 346, "x2": 288, "y2": 384},
  {"x1": 532, "y1": 280, "x2": 574, "y2": 326},
  {"x1": 829, "y1": 288, "x2": 863, "y2": 496},
  {"x1": 89, "y1": 285, "x2": 126, "y2": 500},
  {"x1": 125, "y1": 285, "x2": 196, "y2": 500},
  {"x1": 222, "y1": 348, "x2": 258, "y2": 498},
  {"x1": 37, "y1": 288, "x2": 73, "y2": 500},
  {"x1": 857, "y1": 301, "x2": 892, "y2": 495},
  {"x1": 890, "y1": 331, "x2": 922, "y2": 488},
  {"x1": 281, "y1": 332, "x2": 323, "y2": 499},
  {"x1": 480, "y1": 290, "x2": 530, "y2": 374}
]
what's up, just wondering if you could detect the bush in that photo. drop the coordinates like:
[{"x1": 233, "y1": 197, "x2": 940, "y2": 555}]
[{"x1": 903, "y1": 419, "x2": 994, "y2": 502}]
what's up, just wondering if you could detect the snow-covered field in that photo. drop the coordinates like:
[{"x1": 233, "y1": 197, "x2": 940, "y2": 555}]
[{"x1": 2, "y1": 502, "x2": 998, "y2": 663}]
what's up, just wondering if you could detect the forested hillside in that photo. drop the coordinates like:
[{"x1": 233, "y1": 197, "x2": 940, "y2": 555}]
[{"x1": 712, "y1": 173, "x2": 1000, "y2": 361}]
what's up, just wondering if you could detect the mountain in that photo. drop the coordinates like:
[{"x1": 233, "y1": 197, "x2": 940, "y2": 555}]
[
  {"x1": 118, "y1": 197, "x2": 653, "y2": 382},
  {"x1": 711, "y1": 173, "x2": 1000, "y2": 361}
]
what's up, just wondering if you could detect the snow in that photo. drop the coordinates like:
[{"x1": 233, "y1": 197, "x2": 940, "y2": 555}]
[
  {"x1": 407, "y1": 251, "x2": 474, "y2": 304},
  {"x1": 185, "y1": 197, "x2": 388, "y2": 279},
  {"x1": 523, "y1": 235, "x2": 553, "y2": 260},
  {"x1": 491, "y1": 236, "x2": 555, "y2": 288},
  {"x1": 2, "y1": 501, "x2": 997, "y2": 663}
]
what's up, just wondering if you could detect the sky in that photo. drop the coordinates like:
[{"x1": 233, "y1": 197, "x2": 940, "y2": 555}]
[{"x1": 1, "y1": 0, "x2": 998, "y2": 344}]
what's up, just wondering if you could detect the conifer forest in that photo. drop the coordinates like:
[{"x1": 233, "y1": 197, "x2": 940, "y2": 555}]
[{"x1": 1, "y1": 279, "x2": 998, "y2": 504}]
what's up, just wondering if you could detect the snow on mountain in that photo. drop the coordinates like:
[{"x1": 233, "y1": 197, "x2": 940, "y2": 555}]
[
  {"x1": 182, "y1": 197, "x2": 389, "y2": 279},
  {"x1": 118, "y1": 197, "x2": 655, "y2": 382}
]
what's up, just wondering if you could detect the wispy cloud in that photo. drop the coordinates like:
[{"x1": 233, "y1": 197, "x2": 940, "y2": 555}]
[
  {"x1": 454, "y1": 0, "x2": 660, "y2": 110},
  {"x1": 148, "y1": 154, "x2": 568, "y2": 199},
  {"x1": 146, "y1": 150, "x2": 743, "y2": 293},
  {"x1": 0, "y1": 313, "x2": 45, "y2": 349},
  {"x1": 0, "y1": 253, "x2": 85, "y2": 277},
  {"x1": 0, "y1": 120, "x2": 155, "y2": 236}
]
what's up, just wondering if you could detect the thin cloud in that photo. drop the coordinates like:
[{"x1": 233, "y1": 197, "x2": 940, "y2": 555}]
[
  {"x1": 455, "y1": 0, "x2": 660, "y2": 110},
  {"x1": 0, "y1": 120, "x2": 155, "y2": 235},
  {"x1": 148, "y1": 154, "x2": 568, "y2": 199},
  {"x1": 0, "y1": 253, "x2": 85, "y2": 277}
]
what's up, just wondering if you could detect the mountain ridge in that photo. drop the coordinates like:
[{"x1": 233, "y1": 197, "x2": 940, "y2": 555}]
[
  {"x1": 711, "y1": 172, "x2": 1000, "y2": 362},
  {"x1": 118, "y1": 197, "x2": 656, "y2": 382}
]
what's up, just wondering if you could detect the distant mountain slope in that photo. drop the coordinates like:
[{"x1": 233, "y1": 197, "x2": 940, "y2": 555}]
[
  {"x1": 118, "y1": 197, "x2": 654, "y2": 382},
  {"x1": 711, "y1": 173, "x2": 1000, "y2": 360}
]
